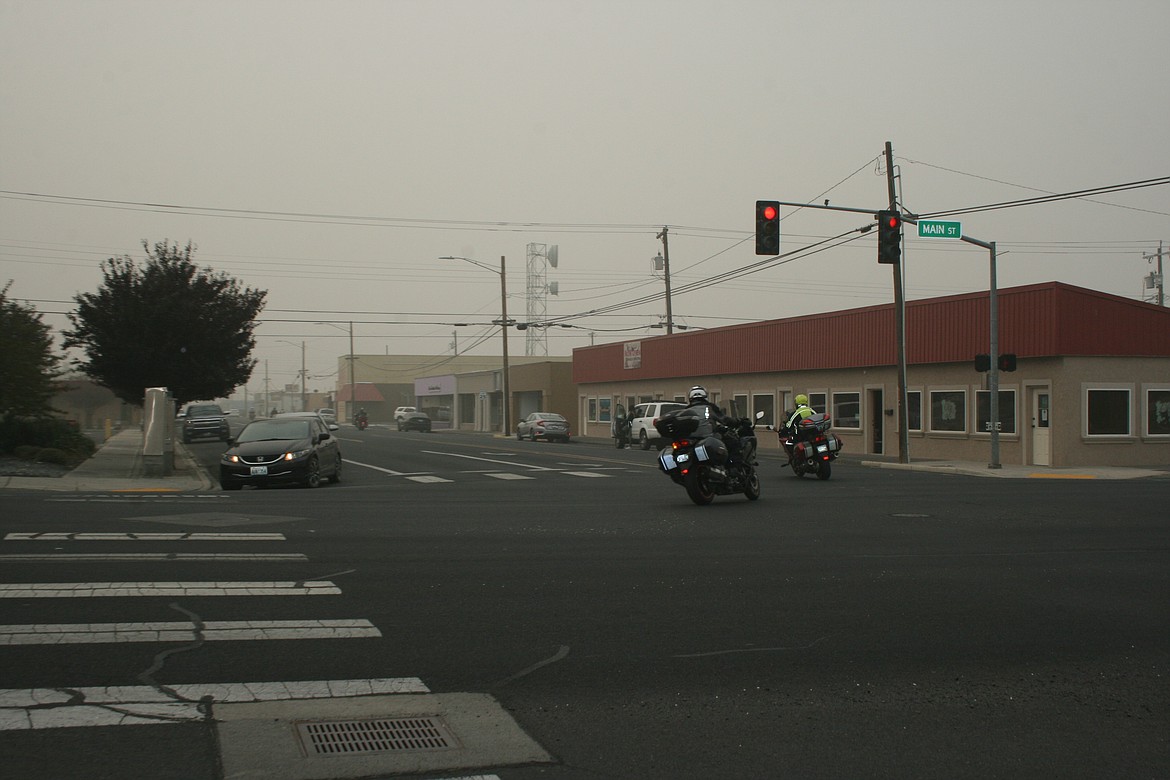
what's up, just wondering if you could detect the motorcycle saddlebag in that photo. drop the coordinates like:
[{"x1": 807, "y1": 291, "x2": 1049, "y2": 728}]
[
  {"x1": 797, "y1": 412, "x2": 832, "y2": 433},
  {"x1": 694, "y1": 435, "x2": 728, "y2": 464}
]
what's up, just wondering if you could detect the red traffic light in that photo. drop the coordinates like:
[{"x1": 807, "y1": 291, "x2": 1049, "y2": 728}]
[
  {"x1": 886, "y1": 214, "x2": 901, "y2": 229},
  {"x1": 762, "y1": 205, "x2": 777, "y2": 221}
]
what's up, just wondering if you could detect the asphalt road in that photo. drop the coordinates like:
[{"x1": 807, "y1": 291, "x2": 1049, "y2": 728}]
[{"x1": 1, "y1": 427, "x2": 1167, "y2": 778}]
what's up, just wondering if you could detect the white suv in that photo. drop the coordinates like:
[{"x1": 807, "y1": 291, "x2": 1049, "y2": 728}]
[
  {"x1": 394, "y1": 406, "x2": 417, "y2": 422},
  {"x1": 629, "y1": 401, "x2": 687, "y2": 450}
]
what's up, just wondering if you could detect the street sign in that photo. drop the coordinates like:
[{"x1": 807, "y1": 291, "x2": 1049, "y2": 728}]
[{"x1": 918, "y1": 220, "x2": 962, "y2": 239}]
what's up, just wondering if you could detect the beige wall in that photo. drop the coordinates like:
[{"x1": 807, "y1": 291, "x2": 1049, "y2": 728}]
[{"x1": 577, "y1": 355, "x2": 1170, "y2": 468}]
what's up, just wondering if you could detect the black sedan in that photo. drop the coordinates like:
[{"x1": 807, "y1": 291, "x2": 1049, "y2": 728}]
[
  {"x1": 516, "y1": 412, "x2": 571, "y2": 442},
  {"x1": 219, "y1": 416, "x2": 342, "y2": 490},
  {"x1": 397, "y1": 411, "x2": 432, "y2": 432}
]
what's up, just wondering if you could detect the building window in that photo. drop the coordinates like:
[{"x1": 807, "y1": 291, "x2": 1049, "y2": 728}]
[
  {"x1": 808, "y1": 392, "x2": 827, "y2": 414},
  {"x1": 752, "y1": 393, "x2": 775, "y2": 427},
  {"x1": 588, "y1": 397, "x2": 598, "y2": 422},
  {"x1": 732, "y1": 394, "x2": 748, "y2": 417},
  {"x1": 975, "y1": 390, "x2": 1017, "y2": 434},
  {"x1": 1147, "y1": 388, "x2": 1170, "y2": 436},
  {"x1": 929, "y1": 390, "x2": 966, "y2": 433},
  {"x1": 1087, "y1": 388, "x2": 1130, "y2": 436},
  {"x1": 832, "y1": 392, "x2": 861, "y2": 429},
  {"x1": 598, "y1": 397, "x2": 611, "y2": 423},
  {"x1": 907, "y1": 390, "x2": 923, "y2": 431}
]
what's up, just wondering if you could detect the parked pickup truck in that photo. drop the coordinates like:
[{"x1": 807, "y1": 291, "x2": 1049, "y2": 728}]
[{"x1": 177, "y1": 403, "x2": 232, "y2": 444}]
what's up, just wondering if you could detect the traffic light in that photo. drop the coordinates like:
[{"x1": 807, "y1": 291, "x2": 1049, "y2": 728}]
[
  {"x1": 755, "y1": 200, "x2": 780, "y2": 255},
  {"x1": 876, "y1": 210, "x2": 902, "y2": 264},
  {"x1": 974, "y1": 353, "x2": 991, "y2": 372},
  {"x1": 998, "y1": 353, "x2": 1017, "y2": 372}
]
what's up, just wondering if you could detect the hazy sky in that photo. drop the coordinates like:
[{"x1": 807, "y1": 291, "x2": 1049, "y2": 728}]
[{"x1": 2, "y1": 0, "x2": 1168, "y2": 394}]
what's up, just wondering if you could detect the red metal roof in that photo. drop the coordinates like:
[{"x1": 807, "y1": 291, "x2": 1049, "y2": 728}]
[{"x1": 573, "y1": 282, "x2": 1170, "y2": 383}]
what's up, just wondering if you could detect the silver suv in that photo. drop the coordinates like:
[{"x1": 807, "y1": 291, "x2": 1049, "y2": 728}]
[{"x1": 629, "y1": 401, "x2": 686, "y2": 450}]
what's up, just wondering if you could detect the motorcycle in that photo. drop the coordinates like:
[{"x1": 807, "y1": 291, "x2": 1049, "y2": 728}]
[
  {"x1": 655, "y1": 407, "x2": 763, "y2": 505},
  {"x1": 773, "y1": 412, "x2": 842, "y2": 480},
  {"x1": 354, "y1": 413, "x2": 368, "y2": 431}
]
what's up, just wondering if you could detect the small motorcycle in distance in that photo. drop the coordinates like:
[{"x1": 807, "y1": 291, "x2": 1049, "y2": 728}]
[
  {"x1": 612, "y1": 403, "x2": 632, "y2": 449},
  {"x1": 655, "y1": 408, "x2": 763, "y2": 505},
  {"x1": 773, "y1": 412, "x2": 842, "y2": 480},
  {"x1": 354, "y1": 413, "x2": 369, "y2": 431}
]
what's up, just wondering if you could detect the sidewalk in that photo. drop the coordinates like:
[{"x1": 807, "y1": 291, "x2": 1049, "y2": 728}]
[
  {"x1": 861, "y1": 458, "x2": 1169, "y2": 480},
  {"x1": 0, "y1": 428, "x2": 213, "y2": 492},
  {"x1": 1, "y1": 427, "x2": 1165, "y2": 492}
]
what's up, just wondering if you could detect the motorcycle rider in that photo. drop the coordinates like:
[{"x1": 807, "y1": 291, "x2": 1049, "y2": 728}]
[
  {"x1": 781, "y1": 394, "x2": 817, "y2": 462},
  {"x1": 686, "y1": 386, "x2": 742, "y2": 461},
  {"x1": 355, "y1": 407, "x2": 368, "y2": 427}
]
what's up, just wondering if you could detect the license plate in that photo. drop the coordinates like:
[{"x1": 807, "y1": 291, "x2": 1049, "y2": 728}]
[
  {"x1": 250, "y1": 466, "x2": 268, "y2": 476},
  {"x1": 816, "y1": 445, "x2": 829, "y2": 453},
  {"x1": 676, "y1": 453, "x2": 690, "y2": 463}
]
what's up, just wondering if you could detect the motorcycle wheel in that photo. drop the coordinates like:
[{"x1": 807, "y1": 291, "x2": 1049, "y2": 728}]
[
  {"x1": 816, "y1": 460, "x2": 832, "y2": 480},
  {"x1": 791, "y1": 461, "x2": 805, "y2": 478},
  {"x1": 684, "y1": 469, "x2": 716, "y2": 506},
  {"x1": 615, "y1": 436, "x2": 627, "y2": 449},
  {"x1": 742, "y1": 469, "x2": 761, "y2": 500}
]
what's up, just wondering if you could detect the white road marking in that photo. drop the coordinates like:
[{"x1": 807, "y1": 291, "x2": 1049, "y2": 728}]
[
  {"x1": 0, "y1": 677, "x2": 429, "y2": 731},
  {"x1": 0, "y1": 553, "x2": 307, "y2": 562},
  {"x1": 0, "y1": 581, "x2": 341, "y2": 597},
  {"x1": 484, "y1": 472, "x2": 535, "y2": 481},
  {"x1": 423, "y1": 450, "x2": 553, "y2": 471},
  {"x1": 561, "y1": 471, "x2": 612, "y2": 478},
  {"x1": 4, "y1": 533, "x2": 287, "y2": 541},
  {"x1": 342, "y1": 459, "x2": 407, "y2": 476},
  {"x1": 0, "y1": 619, "x2": 380, "y2": 645},
  {"x1": 406, "y1": 475, "x2": 453, "y2": 483}
]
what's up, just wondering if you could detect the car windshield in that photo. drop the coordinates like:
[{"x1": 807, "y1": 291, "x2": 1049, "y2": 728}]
[
  {"x1": 535, "y1": 413, "x2": 565, "y2": 421},
  {"x1": 237, "y1": 420, "x2": 311, "y2": 442},
  {"x1": 187, "y1": 405, "x2": 221, "y2": 415}
]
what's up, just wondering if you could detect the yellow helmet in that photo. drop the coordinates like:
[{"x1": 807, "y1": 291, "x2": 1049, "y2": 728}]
[{"x1": 795, "y1": 394, "x2": 809, "y2": 406}]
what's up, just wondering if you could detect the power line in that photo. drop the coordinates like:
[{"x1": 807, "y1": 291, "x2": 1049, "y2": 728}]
[{"x1": 916, "y1": 177, "x2": 1170, "y2": 219}]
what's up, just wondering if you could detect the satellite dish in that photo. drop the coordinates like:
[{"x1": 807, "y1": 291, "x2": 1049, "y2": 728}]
[
  {"x1": 548, "y1": 245, "x2": 559, "y2": 268},
  {"x1": 549, "y1": 281, "x2": 559, "y2": 296}
]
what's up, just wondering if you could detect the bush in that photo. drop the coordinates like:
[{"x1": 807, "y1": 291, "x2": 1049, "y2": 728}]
[
  {"x1": 0, "y1": 414, "x2": 97, "y2": 464},
  {"x1": 34, "y1": 448, "x2": 70, "y2": 466}
]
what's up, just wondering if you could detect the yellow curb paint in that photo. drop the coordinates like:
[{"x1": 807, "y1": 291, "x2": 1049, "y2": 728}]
[{"x1": 1028, "y1": 473, "x2": 1096, "y2": 479}]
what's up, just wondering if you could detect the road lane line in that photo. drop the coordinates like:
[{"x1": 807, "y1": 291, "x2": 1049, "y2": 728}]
[
  {"x1": 0, "y1": 677, "x2": 429, "y2": 730},
  {"x1": 0, "y1": 553, "x2": 308, "y2": 562},
  {"x1": 0, "y1": 581, "x2": 341, "y2": 597},
  {"x1": 4, "y1": 533, "x2": 287, "y2": 541},
  {"x1": 423, "y1": 450, "x2": 554, "y2": 471},
  {"x1": 0, "y1": 619, "x2": 381, "y2": 645}
]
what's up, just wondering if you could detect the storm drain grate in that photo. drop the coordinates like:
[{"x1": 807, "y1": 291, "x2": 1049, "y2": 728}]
[{"x1": 296, "y1": 717, "x2": 459, "y2": 756}]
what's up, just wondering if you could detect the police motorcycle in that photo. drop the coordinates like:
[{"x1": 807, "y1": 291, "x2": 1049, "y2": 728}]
[
  {"x1": 655, "y1": 406, "x2": 763, "y2": 505},
  {"x1": 773, "y1": 411, "x2": 841, "y2": 480}
]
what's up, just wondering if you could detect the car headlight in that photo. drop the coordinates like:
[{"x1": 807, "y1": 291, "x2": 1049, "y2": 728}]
[
  {"x1": 222, "y1": 454, "x2": 240, "y2": 464},
  {"x1": 283, "y1": 447, "x2": 313, "y2": 461}
]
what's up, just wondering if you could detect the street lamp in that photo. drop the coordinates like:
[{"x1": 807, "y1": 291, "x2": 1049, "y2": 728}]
[{"x1": 439, "y1": 255, "x2": 511, "y2": 434}]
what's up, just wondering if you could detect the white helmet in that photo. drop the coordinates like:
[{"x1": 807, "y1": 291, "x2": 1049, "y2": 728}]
[{"x1": 688, "y1": 386, "x2": 708, "y2": 402}]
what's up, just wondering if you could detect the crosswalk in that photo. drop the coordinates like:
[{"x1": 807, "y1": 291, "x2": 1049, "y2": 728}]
[{"x1": 0, "y1": 530, "x2": 405, "y2": 731}]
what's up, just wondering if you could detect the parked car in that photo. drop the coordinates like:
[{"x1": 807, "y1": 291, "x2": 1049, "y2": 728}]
[
  {"x1": 177, "y1": 403, "x2": 231, "y2": 444},
  {"x1": 276, "y1": 411, "x2": 340, "y2": 432},
  {"x1": 629, "y1": 401, "x2": 687, "y2": 450},
  {"x1": 394, "y1": 406, "x2": 417, "y2": 421},
  {"x1": 397, "y1": 410, "x2": 432, "y2": 432},
  {"x1": 516, "y1": 412, "x2": 571, "y2": 442},
  {"x1": 219, "y1": 415, "x2": 342, "y2": 490},
  {"x1": 316, "y1": 408, "x2": 336, "y2": 424}
]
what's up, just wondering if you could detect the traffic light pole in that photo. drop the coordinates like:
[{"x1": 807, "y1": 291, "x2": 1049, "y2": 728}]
[{"x1": 885, "y1": 142, "x2": 910, "y2": 465}]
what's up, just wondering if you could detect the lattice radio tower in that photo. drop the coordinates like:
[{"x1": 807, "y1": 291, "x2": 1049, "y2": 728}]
[{"x1": 525, "y1": 243, "x2": 559, "y2": 355}]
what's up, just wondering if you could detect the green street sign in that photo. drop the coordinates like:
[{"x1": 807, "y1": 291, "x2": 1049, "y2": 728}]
[{"x1": 918, "y1": 220, "x2": 962, "y2": 239}]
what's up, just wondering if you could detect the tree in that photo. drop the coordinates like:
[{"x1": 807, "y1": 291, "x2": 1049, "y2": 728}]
[
  {"x1": 62, "y1": 240, "x2": 267, "y2": 407},
  {"x1": 0, "y1": 281, "x2": 62, "y2": 417}
]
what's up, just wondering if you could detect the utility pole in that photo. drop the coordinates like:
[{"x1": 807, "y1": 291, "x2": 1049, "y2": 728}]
[
  {"x1": 1144, "y1": 241, "x2": 1165, "y2": 306},
  {"x1": 657, "y1": 226, "x2": 674, "y2": 335},
  {"x1": 299, "y1": 340, "x2": 306, "y2": 412},
  {"x1": 500, "y1": 255, "x2": 511, "y2": 435},
  {"x1": 885, "y1": 141, "x2": 910, "y2": 464},
  {"x1": 348, "y1": 321, "x2": 355, "y2": 423}
]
